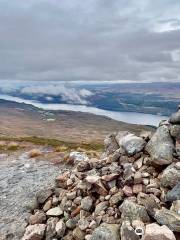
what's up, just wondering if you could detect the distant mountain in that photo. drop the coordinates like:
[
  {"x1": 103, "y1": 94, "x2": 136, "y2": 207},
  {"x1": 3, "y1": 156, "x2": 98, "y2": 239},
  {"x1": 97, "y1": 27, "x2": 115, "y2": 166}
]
[{"x1": 0, "y1": 82, "x2": 179, "y2": 116}]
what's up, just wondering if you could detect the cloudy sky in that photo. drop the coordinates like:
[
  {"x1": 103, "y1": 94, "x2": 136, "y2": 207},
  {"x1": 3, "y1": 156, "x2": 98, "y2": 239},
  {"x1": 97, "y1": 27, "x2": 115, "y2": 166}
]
[{"x1": 0, "y1": 0, "x2": 180, "y2": 83}]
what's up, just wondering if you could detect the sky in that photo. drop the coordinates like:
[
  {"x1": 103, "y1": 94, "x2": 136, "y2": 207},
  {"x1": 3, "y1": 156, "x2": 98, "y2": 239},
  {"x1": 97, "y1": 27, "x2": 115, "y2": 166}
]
[{"x1": 0, "y1": 0, "x2": 180, "y2": 83}]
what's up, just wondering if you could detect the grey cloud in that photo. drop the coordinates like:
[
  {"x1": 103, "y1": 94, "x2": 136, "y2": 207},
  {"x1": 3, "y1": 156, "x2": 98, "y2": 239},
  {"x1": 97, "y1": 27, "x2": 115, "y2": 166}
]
[{"x1": 0, "y1": 0, "x2": 180, "y2": 82}]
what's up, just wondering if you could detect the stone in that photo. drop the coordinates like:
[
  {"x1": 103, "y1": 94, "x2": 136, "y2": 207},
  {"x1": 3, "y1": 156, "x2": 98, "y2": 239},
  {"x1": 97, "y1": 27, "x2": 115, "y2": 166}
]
[
  {"x1": 55, "y1": 220, "x2": 66, "y2": 238},
  {"x1": 66, "y1": 191, "x2": 76, "y2": 200},
  {"x1": 81, "y1": 196, "x2": 93, "y2": 211},
  {"x1": 117, "y1": 132, "x2": 145, "y2": 156},
  {"x1": 144, "y1": 223, "x2": 176, "y2": 240},
  {"x1": 45, "y1": 217, "x2": 59, "y2": 240},
  {"x1": 132, "y1": 184, "x2": 143, "y2": 194},
  {"x1": 175, "y1": 140, "x2": 180, "y2": 157},
  {"x1": 169, "y1": 111, "x2": 180, "y2": 124},
  {"x1": 22, "y1": 224, "x2": 46, "y2": 240},
  {"x1": 104, "y1": 134, "x2": 119, "y2": 155},
  {"x1": 134, "y1": 172, "x2": 142, "y2": 184},
  {"x1": 166, "y1": 182, "x2": 180, "y2": 202},
  {"x1": 77, "y1": 161, "x2": 91, "y2": 172},
  {"x1": 154, "y1": 208, "x2": 180, "y2": 232},
  {"x1": 120, "y1": 221, "x2": 140, "y2": 240},
  {"x1": 170, "y1": 125, "x2": 180, "y2": 140},
  {"x1": 101, "y1": 174, "x2": 119, "y2": 182},
  {"x1": 73, "y1": 227, "x2": 86, "y2": 240},
  {"x1": 134, "y1": 158, "x2": 143, "y2": 170},
  {"x1": 78, "y1": 218, "x2": 89, "y2": 231},
  {"x1": 109, "y1": 192, "x2": 123, "y2": 206},
  {"x1": 120, "y1": 200, "x2": 150, "y2": 223},
  {"x1": 66, "y1": 218, "x2": 78, "y2": 229},
  {"x1": 29, "y1": 210, "x2": 46, "y2": 225},
  {"x1": 122, "y1": 185, "x2": 133, "y2": 197},
  {"x1": 46, "y1": 207, "x2": 63, "y2": 216},
  {"x1": 170, "y1": 200, "x2": 180, "y2": 214},
  {"x1": 145, "y1": 125, "x2": 175, "y2": 165},
  {"x1": 91, "y1": 223, "x2": 120, "y2": 240},
  {"x1": 137, "y1": 193, "x2": 160, "y2": 218},
  {"x1": 69, "y1": 151, "x2": 89, "y2": 163},
  {"x1": 95, "y1": 201, "x2": 108, "y2": 215},
  {"x1": 160, "y1": 163, "x2": 180, "y2": 188},
  {"x1": 43, "y1": 199, "x2": 52, "y2": 212},
  {"x1": 36, "y1": 189, "x2": 53, "y2": 204},
  {"x1": 85, "y1": 175, "x2": 101, "y2": 184}
]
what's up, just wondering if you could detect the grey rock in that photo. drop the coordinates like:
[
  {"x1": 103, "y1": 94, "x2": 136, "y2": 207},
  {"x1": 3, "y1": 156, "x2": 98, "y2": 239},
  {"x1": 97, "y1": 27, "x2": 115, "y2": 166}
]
[
  {"x1": 46, "y1": 217, "x2": 59, "y2": 240},
  {"x1": 91, "y1": 223, "x2": 120, "y2": 240},
  {"x1": 37, "y1": 189, "x2": 53, "y2": 204},
  {"x1": 170, "y1": 125, "x2": 180, "y2": 140},
  {"x1": 55, "y1": 220, "x2": 66, "y2": 238},
  {"x1": 154, "y1": 208, "x2": 180, "y2": 232},
  {"x1": 66, "y1": 218, "x2": 78, "y2": 229},
  {"x1": 169, "y1": 111, "x2": 180, "y2": 124},
  {"x1": 160, "y1": 163, "x2": 180, "y2": 188},
  {"x1": 95, "y1": 201, "x2": 108, "y2": 215},
  {"x1": 72, "y1": 227, "x2": 86, "y2": 240},
  {"x1": 81, "y1": 196, "x2": 93, "y2": 211},
  {"x1": 146, "y1": 125, "x2": 175, "y2": 165},
  {"x1": 120, "y1": 200, "x2": 150, "y2": 223},
  {"x1": 120, "y1": 221, "x2": 140, "y2": 240},
  {"x1": 104, "y1": 134, "x2": 119, "y2": 155},
  {"x1": 116, "y1": 132, "x2": 145, "y2": 156},
  {"x1": 166, "y1": 183, "x2": 180, "y2": 202}
]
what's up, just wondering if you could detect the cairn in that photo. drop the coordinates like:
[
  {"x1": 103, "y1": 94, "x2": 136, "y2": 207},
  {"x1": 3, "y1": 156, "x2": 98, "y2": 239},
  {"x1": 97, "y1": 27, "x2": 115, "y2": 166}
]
[{"x1": 22, "y1": 109, "x2": 180, "y2": 240}]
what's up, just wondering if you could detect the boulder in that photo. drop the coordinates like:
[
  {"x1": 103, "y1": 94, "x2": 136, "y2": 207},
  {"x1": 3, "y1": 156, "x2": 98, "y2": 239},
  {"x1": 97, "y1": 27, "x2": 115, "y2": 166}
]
[
  {"x1": 119, "y1": 200, "x2": 150, "y2": 223},
  {"x1": 166, "y1": 182, "x2": 180, "y2": 202},
  {"x1": 154, "y1": 208, "x2": 180, "y2": 232},
  {"x1": 169, "y1": 111, "x2": 180, "y2": 124},
  {"x1": 160, "y1": 163, "x2": 180, "y2": 188},
  {"x1": 144, "y1": 223, "x2": 176, "y2": 240},
  {"x1": 22, "y1": 224, "x2": 46, "y2": 240},
  {"x1": 116, "y1": 132, "x2": 145, "y2": 156},
  {"x1": 146, "y1": 125, "x2": 174, "y2": 165},
  {"x1": 91, "y1": 223, "x2": 120, "y2": 240}
]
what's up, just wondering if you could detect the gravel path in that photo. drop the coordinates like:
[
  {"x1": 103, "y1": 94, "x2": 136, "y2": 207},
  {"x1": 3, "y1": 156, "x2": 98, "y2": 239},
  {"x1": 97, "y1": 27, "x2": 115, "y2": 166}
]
[{"x1": 0, "y1": 152, "x2": 65, "y2": 239}]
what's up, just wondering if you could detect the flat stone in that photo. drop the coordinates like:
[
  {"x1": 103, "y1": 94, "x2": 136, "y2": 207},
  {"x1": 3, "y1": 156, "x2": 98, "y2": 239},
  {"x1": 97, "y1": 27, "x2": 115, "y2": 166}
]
[
  {"x1": 73, "y1": 227, "x2": 86, "y2": 240},
  {"x1": 46, "y1": 207, "x2": 63, "y2": 216},
  {"x1": 132, "y1": 184, "x2": 143, "y2": 194}
]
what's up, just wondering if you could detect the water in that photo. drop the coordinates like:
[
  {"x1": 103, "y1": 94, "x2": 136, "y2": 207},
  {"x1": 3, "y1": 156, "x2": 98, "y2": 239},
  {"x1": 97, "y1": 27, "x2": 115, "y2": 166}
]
[{"x1": 0, "y1": 94, "x2": 168, "y2": 126}]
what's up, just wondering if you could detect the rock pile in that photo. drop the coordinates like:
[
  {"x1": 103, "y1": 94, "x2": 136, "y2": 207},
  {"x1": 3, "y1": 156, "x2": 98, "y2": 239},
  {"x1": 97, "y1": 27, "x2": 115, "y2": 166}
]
[{"x1": 22, "y1": 109, "x2": 180, "y2": 240}]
